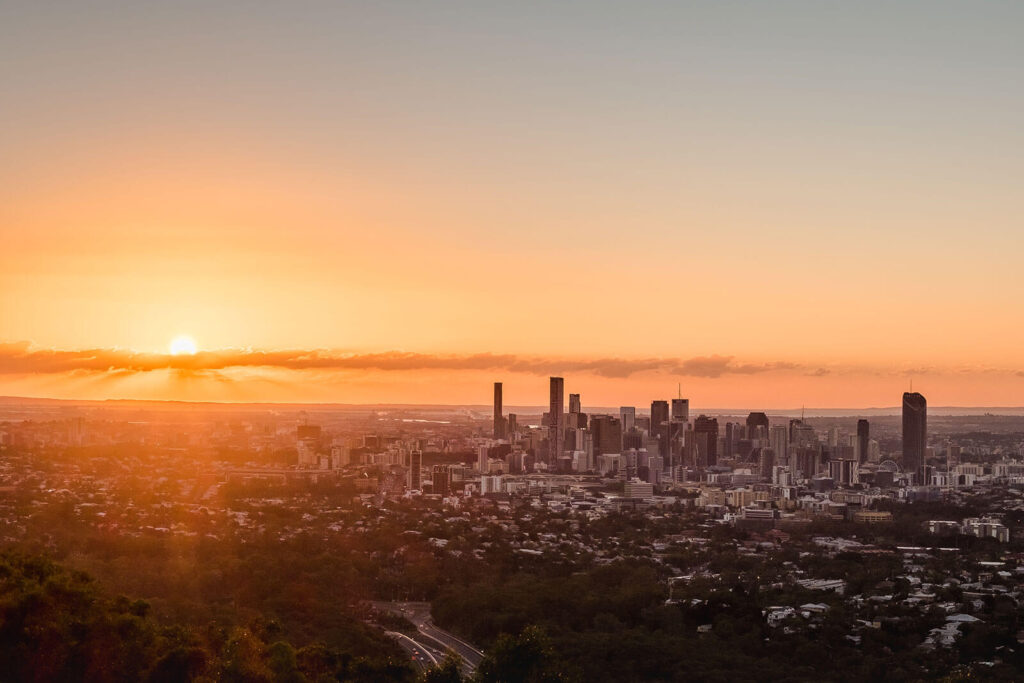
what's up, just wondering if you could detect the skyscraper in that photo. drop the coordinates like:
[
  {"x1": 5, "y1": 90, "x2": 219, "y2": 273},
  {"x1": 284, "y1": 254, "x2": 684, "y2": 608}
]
[
  {"x1": 902, "y1": 392, "x2": 927, "y2": 477},
  {"x1": 549, "y1": 377, "x2": 565, "y2": 464},
  {"x1": 671, "y1": 398, "x2": 689, "y2": 423},
  {"x1": 408, "y1": 450, "x2": 422, "y2": 490},
  {"x1": 590, "y1": 415, "x2": 622, "y2": 456},
  {"x1": 650, "y1": 400, "x2": 670, "y2": 430},
  {"x1": 857, "y1": 419, "x2": 870, "y2": 464},
  {"x1": 478, "y1": 445, "x2": 489, "y2": 473},
  {"x1": 569, "y1": 393, "x2": 581, "y2": 414},
  {"x1": 651, "y1": 400, "x2": 670, "y2": 461},
  {"x1": 619, "y1": 406, "x2": 636, "y2": 432},
  {"x1": 746, "y1": 412, "x2": 770, "y2": 441},
  {"x1": 692, "y1": 415, "x2": 719, "y2": 469},
  {"x1": 493, "y1": 382, "x2": 504, "y2": 439},
  {"x1": 770, "y1": 425, "x2": 789, "y2": 466}
]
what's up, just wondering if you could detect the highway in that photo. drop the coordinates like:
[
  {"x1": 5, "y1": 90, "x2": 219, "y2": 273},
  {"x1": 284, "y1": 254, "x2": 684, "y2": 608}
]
[
  {"x1": 385, "y1": 630, "x2": 442, "y2": 673},
  {"x1": 374, "y1": 601, "x2": 485, "y2": 674}
]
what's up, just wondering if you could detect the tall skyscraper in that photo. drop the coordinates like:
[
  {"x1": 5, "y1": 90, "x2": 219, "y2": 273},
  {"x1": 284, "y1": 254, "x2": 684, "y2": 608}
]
[
  {"x1": 408, "y1": 450, "x2": 422, "y2": 490},
  {"x1": 671, "y1": 398, "x2": 689, "y2": 423},
  {"x1": 549, "y1": 377, "x2": 565, "y2": 464},
  {"x1": 493, "y1": 382, "x2": 504, "y2": 439},
  {"x1": 650, "y1": 400, "x2": 669, "y2": 430},
  {"x1": 902, "y1": 392, "x2": 927, "y2": 476},
  {"x1": 478, "y1": 444, "x2": 489, "y2": 473},
  {"x1": 651, "y1": 400, "x2": 670, "y2": 461},
  {"x1": 746, "y1": 412, "x2": 770, "y2": 441},
  {"x1": 569, "y1": 393, "x2": 581, "y2": 414},
  {"x1": 590, "y1": 415, "x2": 622, "y2": 456},
  {"x1": 619, "y1": 406, "x2": 636, "y2": 432},
  {"x1": 770, "y1": 425, "x2": 789, "y2": 466},
  {"x1": 691, "y1": 415, "x2": 719, "y2": 469},
  {"x1": 856, "y1": 419, "x2": 870, "y2": 464}
]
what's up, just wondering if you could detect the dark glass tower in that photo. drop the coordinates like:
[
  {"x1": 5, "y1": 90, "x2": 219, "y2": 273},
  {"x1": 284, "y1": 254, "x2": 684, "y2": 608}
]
[
  {"x1": 692, "y1": 415, "x2": 720, "y2": 468},
  {"x1": 746, "y1": 412, "x2": 770, "y2": 440},
  {"x1": 548, "y1": 377, "x2": 564, "y2": 463},
  {"x1": 493, "y1": 382, "x2": 504, "y2": 439},
  {"x1": 902, "y1": 392, "x2": 927, "y2": 476},
  {"x1": 857, "y1": 419, "x2": 870, "y2": 464}
]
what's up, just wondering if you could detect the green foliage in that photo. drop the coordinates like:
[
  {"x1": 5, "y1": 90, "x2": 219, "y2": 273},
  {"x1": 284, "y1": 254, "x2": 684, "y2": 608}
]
[{"x1": 0, "y1": 552, "x2": 416, "y2": 682}]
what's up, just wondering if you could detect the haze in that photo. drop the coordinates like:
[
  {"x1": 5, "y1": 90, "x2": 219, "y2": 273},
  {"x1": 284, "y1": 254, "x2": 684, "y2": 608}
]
[{"x1": 2, "y1": 1, "x2": 1023, "y2": 407}]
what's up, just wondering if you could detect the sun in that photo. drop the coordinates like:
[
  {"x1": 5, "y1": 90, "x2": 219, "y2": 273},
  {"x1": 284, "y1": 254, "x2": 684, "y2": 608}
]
[{"x1": 169, "y1": 335, "x2": 198, "y2": 356}]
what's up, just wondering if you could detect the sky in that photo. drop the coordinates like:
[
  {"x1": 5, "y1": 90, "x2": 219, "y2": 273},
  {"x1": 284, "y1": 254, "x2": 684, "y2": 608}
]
[{"x1": 2, "y1": 1, "x2": 1023, "y2": 408}]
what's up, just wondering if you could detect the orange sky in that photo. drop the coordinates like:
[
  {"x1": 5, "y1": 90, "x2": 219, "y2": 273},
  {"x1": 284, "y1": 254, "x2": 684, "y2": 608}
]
[{"x1": 2, "y1": 3, "x2": 1023, "y2": 407}]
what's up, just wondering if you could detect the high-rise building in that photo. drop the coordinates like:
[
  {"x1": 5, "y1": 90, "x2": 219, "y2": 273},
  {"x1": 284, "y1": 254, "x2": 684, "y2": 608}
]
[
  {"x1": 770, "y1": 425, "x2": 789, "y2": 466},
  {"x1": 671, "y1": 398, "x2": 689, "y2": 423},
  {"x1": 493, "y1": 382, "x2": 504, "y2": 439},
  {"x1": 651, "y1": 400, "x2": 670, "y2": 461},
  {"x1": 478, "y1": 445, "x2": 489, "y2": 473},
  {"x1": 569, "y1": 393, "x2": 581, "y2": 414},
  {"x1": 432, "y1": 465, "x2": 452, "y2": 496},
  {"x1": 549, "y1": 377, "x2": 565, "y2": 464},
  {"x1": 650, "y1": 401, "x2": 670, "y2": 430},
  {"x1": 619, "y1": 406, "x2": 636, "y2": 433},
  {"x1": 590, "y1": 415, "x2": 622, "y2": 456},
  {"x1": 691, "y1": 415, "x2": 719, "y2": 469},
  {"x1": 857, "y1": 419, "x2": 870, "y2": 464},
  {"x1": 724, "y1": 421, "x2": 738, "y2": 458},
  {"x1": 507, "y1": 413, "x2": 518, "y2": 436},
  {"x1": 408, "y1": 450, "x2": 422, "y2": 490},
  {"x1": 789, "y1": 419, "x2": 818, "y2": 448},
  {"x1": 902, "y1": 392, "x2": 927, "y2": 476},
  {"x1": 746, "y1": 412, "x2": 770, "y2": 441}
]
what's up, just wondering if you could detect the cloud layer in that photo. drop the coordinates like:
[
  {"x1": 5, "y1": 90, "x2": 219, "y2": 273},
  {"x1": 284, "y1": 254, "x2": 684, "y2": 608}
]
[{"x1": 0, "y1": 342, "x2": 805, "y2": 379}]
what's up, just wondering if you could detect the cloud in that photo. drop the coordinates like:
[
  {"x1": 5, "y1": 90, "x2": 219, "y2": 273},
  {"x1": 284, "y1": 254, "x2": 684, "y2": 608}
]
[{"x1": 0, "y1": 342, "x2": 814, "y2": 380}]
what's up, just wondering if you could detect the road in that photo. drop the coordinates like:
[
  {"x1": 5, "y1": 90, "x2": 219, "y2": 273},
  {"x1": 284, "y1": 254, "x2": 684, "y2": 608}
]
[
  {"x1": 385, "y1": 630, "x2": 442, "y2": 673},
  {"x1": 374, "y1": 601, "x2": 485, "y2": 674}
]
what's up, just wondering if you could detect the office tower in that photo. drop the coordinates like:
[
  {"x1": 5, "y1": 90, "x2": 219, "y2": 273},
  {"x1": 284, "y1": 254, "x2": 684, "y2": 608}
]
[
  {"x1": 827, "y1": 426, "x2": 840, "y2": 448},
  {"x1": 493, "y1": 382, "x2": 504, "y2": 439},
  {"x1": 691, "y1": 415, "x2": 719, "y2": 469},
  {"x1": 650, "y1": 401, "x2": 670, "y2": 430},
  {"x1": 478, "y1": 445, "x2": 489, "y2": 473},
  {"x1": 857, "y1": 419, "x2": 870, "y2": 464},
  {"x1": 622, "y1": 429, "x2": 645, "y2": 451},
  {"x1": 432, "y1": 465, "x2": 452, "y2": 496},
  {"x1": 724, "y1": 422, "x2": 737, "y2": 458},
  {"x1": 758, "y1": 447, "x2": 775, "y2": 480},
  {"x1": 671, "y1": 398, "x2": 689, "y2": 423},
  {"x1": 620, "y1": 406, "x2": 636, "y2": 433},
  {"x1": 408, "y1": 450, "x2": 422, "y2": 490},
  {"x1": 567, "y1": 393, "x2": 587, "y2": 429},
  {"x1": 902, "y1": 392, "x2": 927, "y2": 476},
  {"x1": 549, "y1": 377, "x2": 565, "y2": 463},
  {"x1": 770, "y1": 425, "x2": 789, "y2": 466},
  {"x1": 828, "y1": 459, "x2": 858, "y2": 486},
  {"x1": 789, "y1": 419, "x2": 818, "y2": 448},
  {"x1": 651, "y1": 400, "x2": 670, "y2": 461},
  {"x1": 647, "y1": 455, "x2": 663, "y2": 485},
  {"x1": 507, "y1": 414, "x2": 517, "y2": 436},
  {"x1": 590, "y1": 415, "x2": 622, "y2": 456},
  {"x1": 746, "y1": 412, "x2": 770, "y2": 441}
]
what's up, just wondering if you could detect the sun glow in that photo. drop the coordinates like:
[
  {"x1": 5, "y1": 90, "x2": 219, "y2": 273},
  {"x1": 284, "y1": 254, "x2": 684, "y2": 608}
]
[{"x1": 169, "y1": 335, "x2": 198, "y2": 356}]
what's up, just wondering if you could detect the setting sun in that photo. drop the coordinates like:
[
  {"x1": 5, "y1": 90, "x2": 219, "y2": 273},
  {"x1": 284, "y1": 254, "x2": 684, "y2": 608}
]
[{"x1": 169, "y1": 335, "x2": 198, "y2": 356}]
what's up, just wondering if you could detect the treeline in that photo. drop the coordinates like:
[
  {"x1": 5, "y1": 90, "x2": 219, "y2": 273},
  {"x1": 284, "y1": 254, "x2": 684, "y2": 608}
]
[
  {"x1": 0, "y1": 552, "x2": 414, "y2": 682},
  {"x1": 431, "y1": 558, "x2": 1024, "y2": 682}
]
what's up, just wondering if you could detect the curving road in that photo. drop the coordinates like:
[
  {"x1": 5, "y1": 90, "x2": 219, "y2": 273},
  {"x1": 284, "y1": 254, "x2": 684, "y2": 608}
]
[{"x1": 375, "y1": 601, "x2": 485, "y2": 674}]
